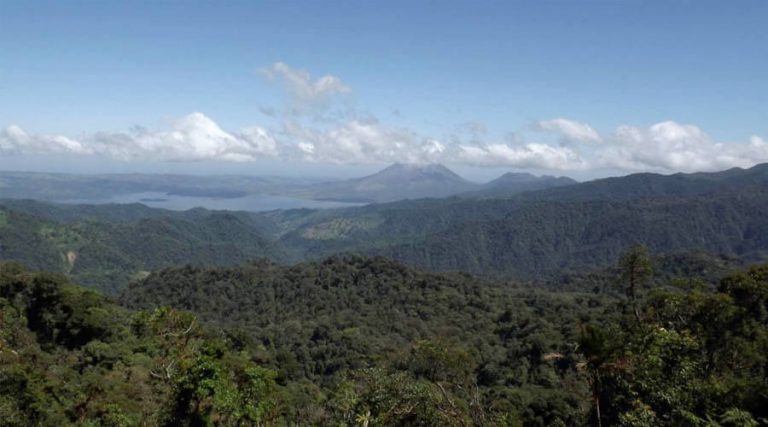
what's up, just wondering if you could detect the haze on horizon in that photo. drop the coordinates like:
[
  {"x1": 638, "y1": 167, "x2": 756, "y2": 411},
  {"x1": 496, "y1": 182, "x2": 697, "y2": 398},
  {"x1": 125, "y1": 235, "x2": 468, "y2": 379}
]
[{"x1": 1, "y1": 0, "x2": 767, "y2": 182}]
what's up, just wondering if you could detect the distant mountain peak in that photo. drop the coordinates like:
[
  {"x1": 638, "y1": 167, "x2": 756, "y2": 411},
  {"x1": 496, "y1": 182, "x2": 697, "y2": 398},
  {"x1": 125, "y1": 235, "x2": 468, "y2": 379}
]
[
  {"x1": 490, "y1": 172, "x2": 539, "y2": 183},
  {"x1": 487, "y1": 171, "x2": 576, "y2": 186},
  {"x1": 378, "y1": 163, "x2": 465, "y2": 181},
  {"x1": 458, "y1": 171, "x2": 577, "y2": 198},
  {"x1": 307, "y1": 163, "x2": 478, "y2": 203}
]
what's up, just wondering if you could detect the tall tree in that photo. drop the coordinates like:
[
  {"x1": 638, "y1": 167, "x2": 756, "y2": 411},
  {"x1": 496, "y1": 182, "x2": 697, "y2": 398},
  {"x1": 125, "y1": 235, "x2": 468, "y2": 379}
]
[{"x1": 618, "y1": 245, "x2": 652, "y2": 323}]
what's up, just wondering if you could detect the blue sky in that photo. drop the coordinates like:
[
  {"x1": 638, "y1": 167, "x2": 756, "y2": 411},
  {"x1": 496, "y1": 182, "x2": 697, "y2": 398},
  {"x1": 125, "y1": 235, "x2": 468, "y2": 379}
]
[{"x1": 1, "y1": 1, "x2": 767, "y2": 180}]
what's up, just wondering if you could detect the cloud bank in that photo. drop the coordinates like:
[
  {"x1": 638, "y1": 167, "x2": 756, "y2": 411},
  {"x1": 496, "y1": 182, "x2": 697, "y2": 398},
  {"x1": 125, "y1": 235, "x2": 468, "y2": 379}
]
[
  {"x1": 1, "y1": 113, "x2": 277, "y2": 162},
  {"x1": 3, "y1": 114, "x2": 765, "y2": 173},
  {"x1": 596, "y1": 121, "x2": 768, "y2": 172}
]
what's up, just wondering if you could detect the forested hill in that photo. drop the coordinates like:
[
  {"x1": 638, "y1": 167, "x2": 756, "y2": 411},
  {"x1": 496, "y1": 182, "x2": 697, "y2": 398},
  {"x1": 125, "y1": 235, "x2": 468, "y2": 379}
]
[
  {"x1": 371, "y1": 188, "x2": 768, "y2": 278},
  {"x1": 3, "y1": 253, "x2": 768, "y2": 424},
  {"x1": 517, "y1": 162, "x2": 768, "y2": 203},
  {"x1": 2, "y1": 163, "x2": 768, "y2": 293},
  {"x1": 0, "y1": 262, "x2": 285, "y2": 426},
  {"x1": 272, "y1": 172, "x2": 768, "y2": 279},
  {"x1": 119, "y1": 255, "x2": 768, "y2": 425},
  {"x1": 0, "y1": 205, "x2": 286, "y2": 293},
  {"x1": 121, "y1": 255, "x2": 611, "y2": 423}
]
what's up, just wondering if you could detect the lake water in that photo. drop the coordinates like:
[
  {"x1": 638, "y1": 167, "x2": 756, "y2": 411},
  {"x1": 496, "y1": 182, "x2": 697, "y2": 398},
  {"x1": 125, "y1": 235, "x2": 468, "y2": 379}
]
[{"x1": 63, "y1": 191, "x2": 365, "y2": 212}]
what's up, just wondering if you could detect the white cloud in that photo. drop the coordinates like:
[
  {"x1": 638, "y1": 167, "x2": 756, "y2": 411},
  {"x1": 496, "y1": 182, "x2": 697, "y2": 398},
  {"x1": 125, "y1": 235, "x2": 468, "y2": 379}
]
[
  {"x1": 281, "y1": 119, "x2": 442, "y2": 165},
  {"x1": 1, "y1": 124, "x2": 88, "y2": 155},
  {"x1": 0, "y1": 113, "x2": 278, "y2": 162},
  {"x1": 457, "y1": 142, "x2": 588, "y2": 170},
  {"x1": 3, "y1": 112, "x2": 767, "y2": 174},
  {"x1": 276, "y1": 119, "x2": 588, "y2": 169},
  {"x1": 598, "y1": 121, "x2": 768, "y2": 172},
  {"x1": 536, "y1": 118, "x2": 602, "y2": 144},
  {"x1": 261, "y1": 62, "x2": 350, "y2": 112}
]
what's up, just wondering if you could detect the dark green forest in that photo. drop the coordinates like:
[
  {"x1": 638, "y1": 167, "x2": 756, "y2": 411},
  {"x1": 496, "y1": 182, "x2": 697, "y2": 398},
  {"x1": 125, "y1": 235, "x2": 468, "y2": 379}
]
[{"x1": 2, "y1": 251, "x2": 767, "y2": 426}]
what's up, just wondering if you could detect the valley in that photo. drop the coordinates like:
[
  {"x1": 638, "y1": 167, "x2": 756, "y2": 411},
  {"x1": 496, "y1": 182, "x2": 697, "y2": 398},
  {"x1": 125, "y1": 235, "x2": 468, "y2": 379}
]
[{"x1": 2, "y1": 163, "x2": 768, "y2": 293}]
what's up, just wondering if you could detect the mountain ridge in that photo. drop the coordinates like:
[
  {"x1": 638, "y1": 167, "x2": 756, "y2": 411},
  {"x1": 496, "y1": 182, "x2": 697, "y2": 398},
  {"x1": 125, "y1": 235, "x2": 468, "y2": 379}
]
[
  {"x1": 2, "y1": 163, "x2": 768, "y2": 291},
  {"x1": 303, "y1": 162, "x2": 580, "y2": 203}
]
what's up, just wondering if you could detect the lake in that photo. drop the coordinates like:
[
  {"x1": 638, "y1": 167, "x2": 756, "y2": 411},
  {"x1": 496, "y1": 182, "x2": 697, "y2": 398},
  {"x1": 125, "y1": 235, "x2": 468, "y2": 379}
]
[{"x1": 62, "y1": 191, "x2": 365, "y2": 212}]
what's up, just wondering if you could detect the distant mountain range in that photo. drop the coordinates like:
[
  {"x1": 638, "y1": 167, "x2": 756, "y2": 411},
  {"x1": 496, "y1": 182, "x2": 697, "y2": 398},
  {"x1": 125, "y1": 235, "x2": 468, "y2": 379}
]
[
  {"x1": 2, "y1": 163, "x2": 768, "y2": 292},
  {"x1": 0, "y1": 172, "x2": 315, "y2": 202},
  {"x1": 270, "y1": 162, "x2": 768, "y2": 279},
  {"x1": 0, "y1": 163, "x2": 577, "y2": 205},
  {"x1": 460, "y1": 172, "x2": 577, "y2": 199},
  {"x1": 302, "y1": 163, "x2": 577, "y2": 203}
]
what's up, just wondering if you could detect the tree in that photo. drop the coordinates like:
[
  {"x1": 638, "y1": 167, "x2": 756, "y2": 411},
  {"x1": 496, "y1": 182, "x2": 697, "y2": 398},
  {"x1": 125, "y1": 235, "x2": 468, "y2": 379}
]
[{"x1": 618, "y1": 245, "x2": 652, "y2": 323}]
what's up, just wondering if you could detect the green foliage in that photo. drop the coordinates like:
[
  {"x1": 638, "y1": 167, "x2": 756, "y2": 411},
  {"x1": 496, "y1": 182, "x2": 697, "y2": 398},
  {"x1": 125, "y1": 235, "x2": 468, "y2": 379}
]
[
  {"x1": 0, "y1": 204, "x2": 286, "y2": 293},
  {"x1": 2, "y1": 247, "x2": 767, "y2": 425},
  {"x1": 579, "y1": 264, "x2": 768, "y2": 426},
  {"x1": 0, "y1": 263, "x2": 279, "y2": 426},
  {"x1": 122, "y1": 256, "x2": 603, "y2": 425}
]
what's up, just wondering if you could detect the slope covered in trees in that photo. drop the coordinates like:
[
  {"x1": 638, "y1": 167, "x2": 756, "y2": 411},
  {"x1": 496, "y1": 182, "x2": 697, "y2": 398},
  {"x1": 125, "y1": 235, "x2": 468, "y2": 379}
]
[
  {"x1": 371, "y1": 189, "x2": 768, "y2": 278},
  {"x1": 579, "y1": 262, "x2": 768, "y2": 426},
  {"x1": 121, "y1": 255, "x2": 606, "y2": 424},
  {"x1": 120, "y1": 254, "x2": 768, "y2": 425},
  {"x1": 0, "y1": 262, "x2": 281, "y2": 426},
  {"x1": 2, "y1": 251, "x2": 768, "y2": 425},
  {"x1": 0, "y1": 205, "x2": 286, "y2": 293}
]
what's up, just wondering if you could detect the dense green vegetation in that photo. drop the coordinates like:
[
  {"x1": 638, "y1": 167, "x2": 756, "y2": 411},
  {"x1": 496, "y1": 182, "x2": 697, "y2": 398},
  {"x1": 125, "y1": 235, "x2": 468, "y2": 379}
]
[
  {"x1": 578, "y1": 262, "x2": 768, "y2": 425},
  {"x1": 122, "y1": 253, "x2": 768, "y2": 425},
  {"x1": 0, "y1": 205, "x2": 286, "y2": 293},
  {"x1": 271, "y1": 164, "x2": 768, "y2": 279},
  {"x1": 3, "y1": 252, "x2": 767, "y2": 425},
  {"x1": 371, "y1": 189, "x2": 768, "y2": 278},
  {"x1": 121, "y1": 255, "x2": 610, "y2": 424},
  {"x1": 0, "y1": 262, "x2": 281, "y2": 425}
]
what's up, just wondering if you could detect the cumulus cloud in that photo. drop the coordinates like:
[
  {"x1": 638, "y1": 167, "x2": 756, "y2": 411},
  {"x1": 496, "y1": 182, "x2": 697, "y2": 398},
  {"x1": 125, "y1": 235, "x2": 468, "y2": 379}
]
[
  {"x1": 281, "y1": 119, "x2": 444, "y2": 165},
  {"x1": 3, "y1": 111, "x2": 767, "y2": 174},
  {"x1": 0, "y1": 113, "x2": 278, "y2": 162},
  {"x1": 598, "y1": 121, "x2": 768, "y2": 172},
  {"x1": 276, "y1": 119, "x2": 588, "y2": 170},
  {"x1": 261, "y1": 62, "x2": 350, "y2": 112},
  {"x1": 457, "y1": 143, "x2": 588, "y2": 170},
  {"x1": 0, "y1": 125, "x2": 87, "y2": 155},
  {"x1": 536, "y1": 118, "x2": 602, "y2": 144}
]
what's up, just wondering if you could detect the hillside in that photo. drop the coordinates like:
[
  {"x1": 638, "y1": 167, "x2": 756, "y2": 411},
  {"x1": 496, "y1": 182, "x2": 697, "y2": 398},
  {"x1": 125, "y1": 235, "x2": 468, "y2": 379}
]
[
  {"x1": 371, "y1": 189, "x2": 768, "y2": 278},
  {"x1": 0, "y1": 262, "x2": 287, "y2": 426},
  {"x1": 0, "y1": 204, "x2": 286, "y2": 293},
  {"x1": 118, "y1": 255, "x2": 768, "y2": 425},
  {"x1": 121, "y1": 255, "x2": 611, "y2": 424},
  {"x1": 519, "y1": 163, "x2": 768, "y2": 203},
  {"x1": 2, "y1": 252, "x2": 767, "y2": 425},
  {"x1": 271, "y1": 163, "x2": 768, "y2": 278}
]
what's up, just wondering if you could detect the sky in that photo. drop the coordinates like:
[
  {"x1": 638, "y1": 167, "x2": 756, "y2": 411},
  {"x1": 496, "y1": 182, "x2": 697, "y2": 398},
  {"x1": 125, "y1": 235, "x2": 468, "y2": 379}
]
[{"x1": 1, "y1": 0, "x2": 767, "y2": 181}]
